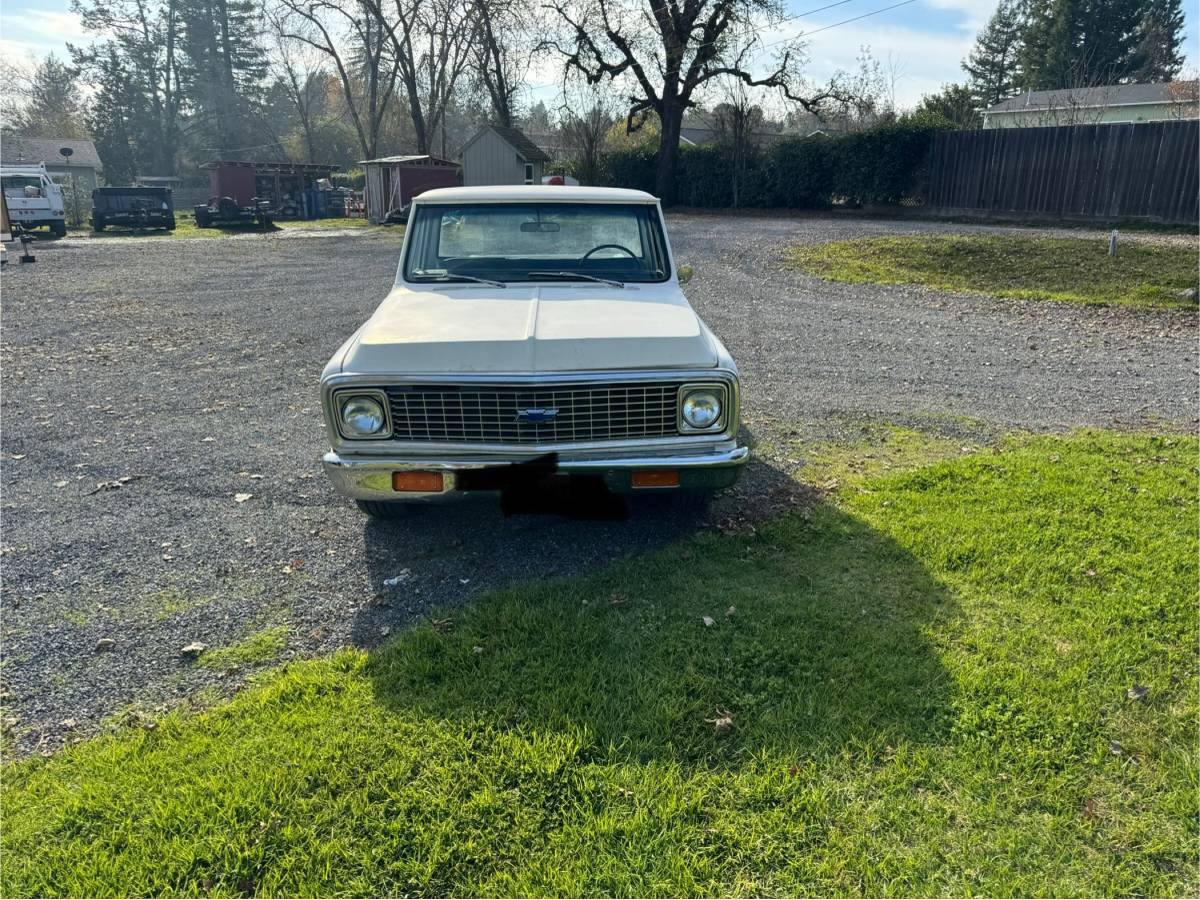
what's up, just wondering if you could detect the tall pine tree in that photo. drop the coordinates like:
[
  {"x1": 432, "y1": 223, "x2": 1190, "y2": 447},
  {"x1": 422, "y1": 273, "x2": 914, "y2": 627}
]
[
  {"x1": 7, "y1": 55, "x2": 90, "y2": 138},
  {"x1": 1130, "y1": 0, "x2": 1186, "y2": 82},
  {"x1": 963, "y1": 0, "x2": 1025, "y2": 106},
  {"x1": 178, "y1": 0, "x2": 269, "y2": 157},
  {"x1": 1019, "y1": 0, "x2": 1172, "y2": 90},
  {"x1": 71, "y1": 0, "x2": 185, "y2": 176}
]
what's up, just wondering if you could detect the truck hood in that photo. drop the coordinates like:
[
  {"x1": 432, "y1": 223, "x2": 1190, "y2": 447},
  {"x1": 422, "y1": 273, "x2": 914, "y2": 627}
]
[{"x1": 339, "y1": 283, "x2": 718, "y2": 374}]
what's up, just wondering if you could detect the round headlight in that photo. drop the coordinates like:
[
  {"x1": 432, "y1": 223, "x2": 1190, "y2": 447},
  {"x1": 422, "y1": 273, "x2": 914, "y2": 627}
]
[
  {"x1": 340, "y1": 395, "x2": 386, "y2": 436},
  {"x1": 682, "y1": 389, "x2": 722, "y2": 430}
]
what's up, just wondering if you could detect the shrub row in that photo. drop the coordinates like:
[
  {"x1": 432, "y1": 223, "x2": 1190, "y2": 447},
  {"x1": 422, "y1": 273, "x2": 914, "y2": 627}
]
[{"x1": 575, "y1": 121, "x2": 946, "y2": 208}]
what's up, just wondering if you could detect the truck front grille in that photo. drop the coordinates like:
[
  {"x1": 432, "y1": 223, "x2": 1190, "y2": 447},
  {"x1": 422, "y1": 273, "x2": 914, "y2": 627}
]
[{"x1": 384, "y1": 382, "x2": 683, "y2": 444}]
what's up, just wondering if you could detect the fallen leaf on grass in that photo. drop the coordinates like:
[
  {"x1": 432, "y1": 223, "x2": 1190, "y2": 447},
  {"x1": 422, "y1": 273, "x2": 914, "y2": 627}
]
[
  {"x1": 180, "y1": 641, "x2": 208, "y2": 658},
  {"x1": 94, "y1": 638, "x2": 115, "y2": 652},
  {"x1": 431, "y1": 618, "x2": 453, "y2": 634},
  {"x1": 705, "y1": 709, "x2": 734, "y2": 734},
  {"x1": 702, "y1": 615, "x2": 716, "y2": 627},
  {"x1": 1126, "y1": 684, "x2": 1149, "y2": 701},
  {"x1": 234, "y1": 493, "x2": 253, "y2": 503},
  {"x1": 610, "y1": 592, "x2": 627, "y2": 605}
]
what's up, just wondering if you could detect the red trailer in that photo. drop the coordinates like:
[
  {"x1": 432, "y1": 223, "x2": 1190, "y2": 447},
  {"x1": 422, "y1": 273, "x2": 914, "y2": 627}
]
[
  {"x1": 201, "y1": 161, "x2": 338, "y2": 219},
  {"x1": 361, "y1": 155, "x2": 459, "y2": 223}
]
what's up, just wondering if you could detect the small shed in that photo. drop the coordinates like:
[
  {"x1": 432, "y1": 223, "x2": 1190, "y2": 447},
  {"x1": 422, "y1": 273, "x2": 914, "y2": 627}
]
[
  {"x1": 360, "y1": 155, "x2": 459, "y2": 223},
  {"x1": 201, "y1": 161, "x2": 338, "y2": 218},
  {"x1": 462, "y1": 125, "x2": 550, "y2": 187}
]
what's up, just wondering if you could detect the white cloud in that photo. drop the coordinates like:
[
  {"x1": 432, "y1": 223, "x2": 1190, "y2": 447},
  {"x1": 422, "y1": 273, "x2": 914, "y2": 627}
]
[
  {"x1": 918, "y1": 0, "x2": 996, "y2": 30},
  {"x1": 804, "y1": 20, "x2": 976, "y2": 105},
  {"x1": 0, "y1": 37, "x2": 49, "y2": 63},
  {"x1": 23, "y1": 9, "x2": 93, "y2": 42}
]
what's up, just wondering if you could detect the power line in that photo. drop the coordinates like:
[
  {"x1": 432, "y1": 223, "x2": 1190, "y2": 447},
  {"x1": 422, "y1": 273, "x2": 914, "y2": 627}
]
[
  {"x1": 760, "y1": 0, "x2": 920, "y2": 49},
  {"x1": 526, "y1": 0, "x2": 922, "y2": 92}
]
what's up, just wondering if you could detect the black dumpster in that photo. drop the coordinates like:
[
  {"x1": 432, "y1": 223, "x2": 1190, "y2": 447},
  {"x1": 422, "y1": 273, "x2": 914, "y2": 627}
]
[{"x1": 91, "y1": 186, "x2": 176, "y2": 231}]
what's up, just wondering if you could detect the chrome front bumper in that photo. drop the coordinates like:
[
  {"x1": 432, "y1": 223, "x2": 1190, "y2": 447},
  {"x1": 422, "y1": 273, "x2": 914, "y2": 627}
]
[{"x1": 322, "y1": 445, "x2": 749, "y2": 501}]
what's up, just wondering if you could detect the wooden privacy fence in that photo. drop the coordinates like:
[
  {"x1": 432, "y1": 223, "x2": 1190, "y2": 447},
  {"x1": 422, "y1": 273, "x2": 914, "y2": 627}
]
[{"x1": 926, "y1": 120, "x2": 1198, "y2": 224}]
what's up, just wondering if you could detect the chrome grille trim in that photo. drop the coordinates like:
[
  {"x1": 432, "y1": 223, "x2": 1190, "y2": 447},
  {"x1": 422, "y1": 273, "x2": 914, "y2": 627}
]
[{"x1": 384, "y1": 382, "x2": 684, "y2": 444}]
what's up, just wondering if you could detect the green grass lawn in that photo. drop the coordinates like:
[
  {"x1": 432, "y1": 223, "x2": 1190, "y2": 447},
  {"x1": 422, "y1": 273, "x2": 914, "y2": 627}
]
[
  {"x1": 789, "y1": 235, "x2": 1199, "y2": 308},
  {"x1": 2, "y1": 431, "x2": 1196, "y2": 897}
]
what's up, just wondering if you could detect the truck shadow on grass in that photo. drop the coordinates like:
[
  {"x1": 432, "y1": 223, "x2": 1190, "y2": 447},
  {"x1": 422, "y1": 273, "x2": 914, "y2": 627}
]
[
  {"x1": 354, "y1": 455, "x2": 956, "y2": 761},
  {"x1": 351, "y1": 451, "x2": 809, "y2": 644}
]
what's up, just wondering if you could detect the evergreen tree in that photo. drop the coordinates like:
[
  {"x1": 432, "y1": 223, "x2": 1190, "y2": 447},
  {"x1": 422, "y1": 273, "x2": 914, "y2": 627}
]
[
  {"x1": 1130, "y1": 0, "x2": 1186, "y2": 81},
  {"x1": 71, "y1": 0, "x2": 185, "y2": 176},
  {"x1": 85, "y1": 46, "x2": 145, "y2": 183},
  {"x1": 9, "y1": 55, "x2": 89, "y2": 138},
  {"x1": 914, "y1": 83, "x2": 982, "y2": 129},
  {"x1": 178, "y1": 0, "x2": 269, "y2": 157},
  {"x1": 1020, "y1": 0, "x2": 1146, "y2": 90},
  {"x1": 963, "y1": 0, "x2": 1025, "y2": 107}
]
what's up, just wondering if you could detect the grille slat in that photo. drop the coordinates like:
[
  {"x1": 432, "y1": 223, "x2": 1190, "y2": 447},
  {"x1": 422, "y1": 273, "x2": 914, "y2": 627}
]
[{"x1": 384, "y1": 382, "x2": 684, "y2": 444}]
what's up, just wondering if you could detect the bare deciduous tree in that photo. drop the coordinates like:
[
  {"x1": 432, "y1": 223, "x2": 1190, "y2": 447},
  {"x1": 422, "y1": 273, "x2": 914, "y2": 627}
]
[
  {"x1": 368, "y1": 0, "x2": 477, "y2": 155},
  {"x1": 265, "y1": 5, "x2": 329, "y2": 161},
  {"x1": 547, "y1": 0, "x2": 847, "y2": 202},
  {"x1": 272, "y1": 0, "x2": 400, "y2": 159},
  {"x1": 470, "y1": 0, "x2": 536, "y2": 127},
  {"x1": 558, "y1": 81, "x2": 615, "y2": 184},
  {"x1": 711, "y1": 78, "x2": 763, "y2": 207}
]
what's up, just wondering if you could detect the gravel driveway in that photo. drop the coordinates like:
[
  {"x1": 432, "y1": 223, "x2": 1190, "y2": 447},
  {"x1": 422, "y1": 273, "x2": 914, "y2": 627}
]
[{"x1": 2, "y1": 215, "x2": 1195, "y2": 755}]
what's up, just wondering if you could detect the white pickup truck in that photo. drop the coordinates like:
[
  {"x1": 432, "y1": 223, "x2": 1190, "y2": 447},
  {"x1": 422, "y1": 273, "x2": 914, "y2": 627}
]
[
  {"x1": 320, "y1": 185, "x2": 747, "y2": 518},
  {"x1": 1, "y1": 164, "x2": 67, "y2": 236}
]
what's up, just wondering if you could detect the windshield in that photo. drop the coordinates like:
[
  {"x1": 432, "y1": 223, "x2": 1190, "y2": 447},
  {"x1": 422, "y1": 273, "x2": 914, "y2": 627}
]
[
  {"x1": 403, "y1": 203, "x2": 670, "y2": 284},
  {"x1": 2, "y1": 176, "x2": 45, "y2": 197}
]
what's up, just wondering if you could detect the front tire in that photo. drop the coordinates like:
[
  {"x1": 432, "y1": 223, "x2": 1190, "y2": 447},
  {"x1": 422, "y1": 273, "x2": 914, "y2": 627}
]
[
  {"x1": 50, "y1": 221, "x2": 67, "y2": 237},
  {"x1": 355, "y1": 499, "x2": 413, "y2": 519}
]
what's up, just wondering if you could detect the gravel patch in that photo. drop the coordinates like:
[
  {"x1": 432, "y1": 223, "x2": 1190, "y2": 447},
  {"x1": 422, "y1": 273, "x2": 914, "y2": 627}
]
[{"x1": 2, "y1": 216, "x2": 1195, "y2": 755}]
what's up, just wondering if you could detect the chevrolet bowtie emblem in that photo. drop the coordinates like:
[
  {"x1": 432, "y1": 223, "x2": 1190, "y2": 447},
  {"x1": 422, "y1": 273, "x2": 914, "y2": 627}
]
[{"x1": 515, "y1": 407, "x2": 559, "y2": 423}]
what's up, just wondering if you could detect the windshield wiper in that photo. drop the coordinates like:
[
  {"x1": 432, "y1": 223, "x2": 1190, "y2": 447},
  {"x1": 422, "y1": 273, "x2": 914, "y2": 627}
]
[
  {"x1": 412, "y1": 270, "x2": 507, "y2": 288},
  {"x1": 527, "y1": 271, "x2": 625, "y2": 289}
]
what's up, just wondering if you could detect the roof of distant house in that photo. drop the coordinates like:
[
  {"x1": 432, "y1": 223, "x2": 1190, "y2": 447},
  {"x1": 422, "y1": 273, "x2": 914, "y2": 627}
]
[
  {"x1": 678, "y1": 125, "x2": 786, "y2": 146},
  {"x1": 359, "y1": 154, "x2": 458, "y2": 166},
  {"x1": 463, "y1": 125, "x2": 550, "y2": 162},
  {"x1": 986, "y1": 81, "x2": 1198, "y2": 113},
  {"x1": 1, "y1": 135, "x2": 102, "y2": 169}
]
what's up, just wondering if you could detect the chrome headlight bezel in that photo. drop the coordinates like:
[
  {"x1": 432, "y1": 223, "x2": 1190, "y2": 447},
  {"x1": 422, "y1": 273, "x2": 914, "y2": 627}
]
[
  {"x1": 334, "y1": 389, "x2": 392, "y2": 440},
  {"x1": 677, "y1": 383, "x2": 728, "y2": 434}
]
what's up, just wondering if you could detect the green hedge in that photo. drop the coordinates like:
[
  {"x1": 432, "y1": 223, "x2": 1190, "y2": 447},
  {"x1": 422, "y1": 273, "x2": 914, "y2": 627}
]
[{"x1": 575, "y1": 120, "x2": 945, "y2": 208}]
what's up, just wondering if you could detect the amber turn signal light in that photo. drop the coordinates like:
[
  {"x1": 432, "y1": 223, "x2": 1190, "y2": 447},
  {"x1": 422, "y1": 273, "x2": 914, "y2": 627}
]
[
  {"x1": 631, "y1": 469, "x2": 680, "y2": 489},
  {"x1": 392, "y1": 471, "x2": 444, "y2": 492}
]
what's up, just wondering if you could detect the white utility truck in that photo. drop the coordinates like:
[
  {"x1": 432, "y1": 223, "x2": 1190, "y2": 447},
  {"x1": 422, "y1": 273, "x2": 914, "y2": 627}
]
[{"x1": 1, "y1": 164, "x2": 67, "y2": 236}]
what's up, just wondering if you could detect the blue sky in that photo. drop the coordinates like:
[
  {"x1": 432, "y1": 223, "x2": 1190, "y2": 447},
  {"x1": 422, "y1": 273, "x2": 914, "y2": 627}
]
[{"x1": 2, "y1": 0, "x2": 1197, "y2": 109}]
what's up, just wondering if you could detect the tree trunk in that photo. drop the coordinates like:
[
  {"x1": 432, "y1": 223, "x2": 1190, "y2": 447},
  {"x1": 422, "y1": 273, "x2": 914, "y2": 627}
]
[{"x1": 656, "y1": 103, "x2": 683, "y2": 204}]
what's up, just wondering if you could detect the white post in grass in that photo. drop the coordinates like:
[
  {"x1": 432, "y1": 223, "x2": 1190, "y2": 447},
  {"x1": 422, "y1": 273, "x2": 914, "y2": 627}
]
[{"x1": 1108, "y1": 229, "x2": 1118, "y2": 257}]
